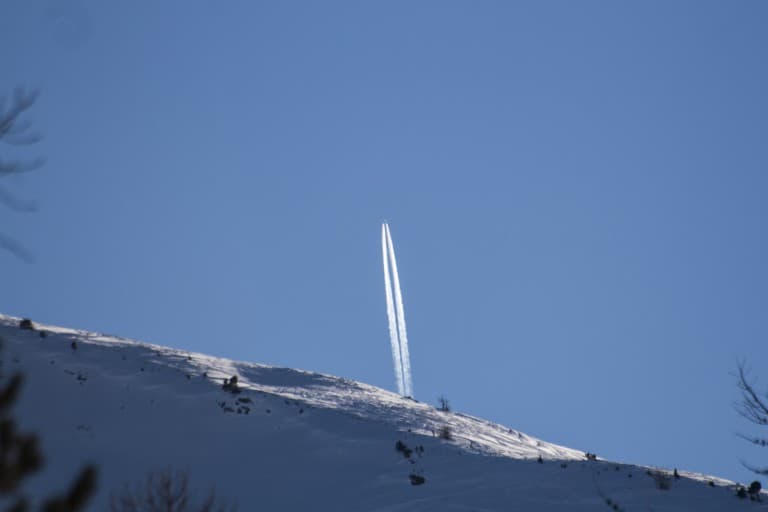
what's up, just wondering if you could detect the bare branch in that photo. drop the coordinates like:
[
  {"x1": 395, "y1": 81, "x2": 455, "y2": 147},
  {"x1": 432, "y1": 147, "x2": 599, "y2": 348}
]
[
  {"x1": 0, "y1": 233, "x2": 35, "y2": 263},
  {"x1": 111, "y1": 469, "x2": 235, "y2": 512},
  {"x1": 4, "y1": 132, "x2": 43, "y2": 147},
  {"x1": 736, "y1": 432, "x2": 768, "y2": 447},
  {"x1": 0, "y1": 88, "x2": 43, "y2": 182},
  {"x1": 4, "y1": 119, "x2": 31, "y2": 135},
  {"x1": 2, "y1": 119, "x2": 42, "y2": 146},
  {"x1": 735, "y1": 363, "x2": 768, "y2": 426},
  {"x1": 0, "y1": 186, "x2": 38, "y2": 213},
  {"x1": 741, "y1": 460, "x2": 768, "y2": 476},
  {"x1": 734, "y1": 361, "x2": 768, "y2": 476},
  {"x1": 0, "y1": 157, "x2": 45, "y2": 177},
  {"x1": 199, "y1": 489, "x2": 237, "y2": 512},
  {"x1": 0, "y1": 88, "x2": 39, "y2": 141}
]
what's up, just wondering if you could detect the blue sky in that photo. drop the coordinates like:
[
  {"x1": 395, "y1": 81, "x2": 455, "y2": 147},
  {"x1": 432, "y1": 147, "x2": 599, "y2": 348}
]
[{"x1": 2, "y1": 1, "x2": 768, "y2": 485}]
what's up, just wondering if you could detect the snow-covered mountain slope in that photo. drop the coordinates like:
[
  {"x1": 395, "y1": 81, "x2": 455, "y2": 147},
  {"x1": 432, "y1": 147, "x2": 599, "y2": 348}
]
[{"x1": 0, "y1": 314, "x2": 763, "y2": 511}]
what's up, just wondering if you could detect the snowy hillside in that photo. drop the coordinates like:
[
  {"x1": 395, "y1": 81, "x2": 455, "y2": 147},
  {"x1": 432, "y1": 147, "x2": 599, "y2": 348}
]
[{"x1": 0, "y1": 314, "x2": 764, "y2": 511}]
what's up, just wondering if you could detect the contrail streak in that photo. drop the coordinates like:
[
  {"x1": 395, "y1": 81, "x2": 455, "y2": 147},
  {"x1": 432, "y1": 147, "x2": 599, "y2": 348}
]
[
  {"x1": 383, "y1": 223, "x2": 413, "y2": 398},
  {"x1": 382, "y1": 224, "x2": 404, "y2": 395}
]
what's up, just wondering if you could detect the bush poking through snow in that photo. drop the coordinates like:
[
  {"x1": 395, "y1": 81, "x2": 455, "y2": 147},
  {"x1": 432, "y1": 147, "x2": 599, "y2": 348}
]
[
  {"x1": 735, "y1": 482, "x2": 763, "y2": 501},
  {"x1": 409, "y1": 473, "x2": 425, "y2": 486},
  {"x1": 438, "y1": 425, "x2": 453, "y2": 441},
  {"x1": 110, "y1": 469, "x2": 235, "y2": 512},
  {"x1": 437, "y1": 395, "x2": 450, "y2": 412},
  {"x1": 647, "y1": 470, "x2": 672, "y2": 490},
  {"x1": 222, "y1": 376, "x2": 241, "y2": 394},
  {"x1": 395, "y1": 440, "x2": 413, "y2": 459},
  {"x1": 18, "y1": 319, "x2": 33, "y2": 330}
]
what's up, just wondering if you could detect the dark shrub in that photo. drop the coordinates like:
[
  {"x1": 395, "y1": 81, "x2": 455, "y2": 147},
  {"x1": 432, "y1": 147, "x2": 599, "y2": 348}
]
[
  {"x1": 395, "y1": 440, "x2": 412, "y2": 458},
  {"x1": 222, "y1": 376, "x2": 241, "y2": 394},
  {"x1": 737, "y1": 485, "x2": 748, "y2": 499},
  {"x1": 19, "y1": 318, "x2": 33, "y2": 330},
  {"x1": 437, "y1": 395, "x2": 450, "y2": 412},
  {"x1": 649, "y1": 470, "x2": 672, "y2": 490},
  {"x1": 438, "y1": 426, "x2": 453, "y2": 440},
  {"x1": 409, "y1": 474, "x2": 425, "y2": 486}
]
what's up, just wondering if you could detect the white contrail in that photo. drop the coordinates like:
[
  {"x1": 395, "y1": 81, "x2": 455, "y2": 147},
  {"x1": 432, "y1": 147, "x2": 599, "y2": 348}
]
[
  {"x1": 382, "y1": 223, "x2": 404, "y2": 396},
  {"x1": 385, "y1": 223, "x2": 413, "y2": 398}
]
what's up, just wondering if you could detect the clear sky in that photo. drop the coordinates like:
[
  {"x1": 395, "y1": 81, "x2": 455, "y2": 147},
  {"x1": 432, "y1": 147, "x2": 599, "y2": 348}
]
[{"x1": 2, "y1": 0, "x2": 767, "y2": 486}]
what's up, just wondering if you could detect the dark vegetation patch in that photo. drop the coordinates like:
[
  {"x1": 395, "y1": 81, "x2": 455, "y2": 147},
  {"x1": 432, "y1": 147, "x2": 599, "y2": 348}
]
[
  {"x1": 409, "y1": 473, "x2": 425, "y2": 486},
  {"x1": 647, "y1": 469, "x2": 672, "y2": 491},
  {"x1": 222, "y1": 375, "x2": 241, "y2": 394}
]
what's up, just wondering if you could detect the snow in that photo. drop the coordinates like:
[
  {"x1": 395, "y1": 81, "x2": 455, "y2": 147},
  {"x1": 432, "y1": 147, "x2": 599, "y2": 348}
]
[{"x1": 0, "y1": 313, "x2": 764, "y2": 510}]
